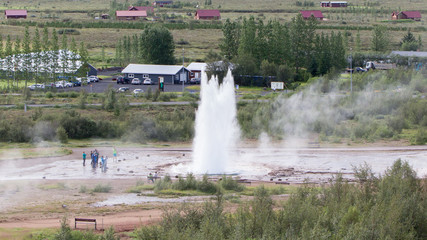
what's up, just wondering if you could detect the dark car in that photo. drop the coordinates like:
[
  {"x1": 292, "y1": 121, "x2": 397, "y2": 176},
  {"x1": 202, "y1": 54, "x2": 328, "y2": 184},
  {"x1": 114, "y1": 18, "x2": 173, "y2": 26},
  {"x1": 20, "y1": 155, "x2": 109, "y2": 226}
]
[
  {"x1": 116, "y1": 76, "x2": 131, "y2": 84},
  {"x1": 190, "y1": 78, "x2": 201, "y2": 84},
  {"x1": 117, "y1": 87, "x2": 130, "y2": 92},
  {"x1": 356, "y1": 67, "x2": 367, "y2": 72}
]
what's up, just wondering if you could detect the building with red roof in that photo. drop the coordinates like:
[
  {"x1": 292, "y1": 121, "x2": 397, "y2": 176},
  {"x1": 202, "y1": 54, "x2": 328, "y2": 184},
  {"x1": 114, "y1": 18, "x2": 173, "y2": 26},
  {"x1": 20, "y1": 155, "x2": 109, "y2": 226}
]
[
  {"x1": 195, "y1": 9, "x2": 221, "y2": 20},
  {"x1": 300, "y1": 10, "x2": 324, "y2": 20},
  {"x1": 5, "y1": 9, "x2": 27, "y2": 19},
  {"x1": 392, "y1": 11, "x2": 421, "y2": 21},
  {"x1": 116, "y1": 10, "x2": 147, "y2": 20}
]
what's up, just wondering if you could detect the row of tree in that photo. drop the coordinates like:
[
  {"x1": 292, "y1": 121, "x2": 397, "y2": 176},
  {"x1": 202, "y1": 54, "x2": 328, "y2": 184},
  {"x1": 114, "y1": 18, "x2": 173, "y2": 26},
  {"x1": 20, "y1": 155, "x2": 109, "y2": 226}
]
[
  {"x1": 0, "y1": 27, "x2": 89, "y2": 89},
  {"x1": 218, "y1": 15, "x2": 347, "y2": 84}
]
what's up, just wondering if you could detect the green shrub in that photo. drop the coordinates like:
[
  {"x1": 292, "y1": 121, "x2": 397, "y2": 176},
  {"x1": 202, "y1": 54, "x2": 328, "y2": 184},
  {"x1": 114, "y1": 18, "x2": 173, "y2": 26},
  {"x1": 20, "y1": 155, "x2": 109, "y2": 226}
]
[
  {"x1": 79, "y1": 185, "x2": 87, "y2": 193},
  {"x1": 196, "y1": 174, "x2": 217, "y2": 194},
  {"x1": 56, "y1": 126, "x2": 68, "y2": 143},
  {"x1": 92, "y1": 184, "x2": 112, "y2": 193},
  {"x1": 413, "y1": 128, "x2": 427, "y2": 145},
  {"x1": 45, "y1": 91, "x2": 54, "y2": 98},
  {"x1": 219, "y1": 175, "x2": 245, "y2": 192}
]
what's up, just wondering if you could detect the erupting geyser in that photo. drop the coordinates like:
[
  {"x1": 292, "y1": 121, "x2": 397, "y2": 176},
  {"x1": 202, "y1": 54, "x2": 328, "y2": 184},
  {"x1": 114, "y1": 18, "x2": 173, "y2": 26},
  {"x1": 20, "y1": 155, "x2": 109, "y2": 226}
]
[{"x1": 192, "y1": 69, "x2": 240, "y2": 174}]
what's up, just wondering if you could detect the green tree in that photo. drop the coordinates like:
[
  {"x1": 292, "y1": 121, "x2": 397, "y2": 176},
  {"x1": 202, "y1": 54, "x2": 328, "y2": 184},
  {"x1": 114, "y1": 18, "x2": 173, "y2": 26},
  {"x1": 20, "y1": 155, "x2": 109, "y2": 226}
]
[
  {"x1": 237, "y1": 16, "x2": 257, "y2": 59},
  {"x1": 260, "y1": 60, "x2": 277, "y2": 78},
  {"x1": 23, "y1": 26, "x2": 32, "y2": 87},
  {"x1": 60, "y1": 32, "x2": 68, "y2": 76},
  {"x1": 0, "y1": 36, "x2": 3, "y2": 79},
  {"x1": 140, "y1": 26, "x2": 175, "y2": 64},
  {"x1": 400, "y1": 30, "x2": 418, "y2": 51},
  {"x1": 371, "y1": 25, "x2": 389, "y2": 52},
  {"x1": 41, "y1": 27, "x2": 51, "y2": 80},
  {"x1": 70, "y1": 37, "x2": 78, "y2": 76},
  {"x1": 13, "y1": 38, "x2": 21, "y2": 87},
  {"x1": 50, "y1": 29, "x2": 60, "y2": 79},
  {"x1": 5, "y1": 35, "x2": 13, "y2": 89},
  {"x1": 220, "y1": 19, "x2": 240, "y2": 61},
  {"x1": 0, "y1": 35, "x2": 3, "y2": 58},
  {"x1": 32, "y1": 28, "x2": 42, "y2": 84},
  {"x1": 268, "y1": 20, "x2": 289, "y2": 65},
  {"x1": 290, "y1": 14, "x2": 317, "y2": 73}
]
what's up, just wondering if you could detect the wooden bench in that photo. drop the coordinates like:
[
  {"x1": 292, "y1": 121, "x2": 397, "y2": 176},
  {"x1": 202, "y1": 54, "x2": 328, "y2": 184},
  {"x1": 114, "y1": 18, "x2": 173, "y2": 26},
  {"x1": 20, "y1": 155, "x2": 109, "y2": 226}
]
[{"x1": 75, "y1": 218, "x2": 96, "y2": 230}]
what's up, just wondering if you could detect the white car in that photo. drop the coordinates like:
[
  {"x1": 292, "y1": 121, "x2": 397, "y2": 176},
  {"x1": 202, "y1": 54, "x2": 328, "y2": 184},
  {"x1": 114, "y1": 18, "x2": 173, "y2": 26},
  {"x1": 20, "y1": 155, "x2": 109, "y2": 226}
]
[
  {"x1": 28, "y1": 84, "x2": 45, "y2": 90},
  {"x1": 133, "y1": 89, "x2": 144, "y2": 95},
  {"x1": 131, "y1": 78, "x2": 141, "y2": 85},
  {"x1": 143, "y1": 78, "x2": 152, "y2": 85},
  {"x1": 64, "y1": 82, "x2": 73, "y2": 88},
  {"x1": 87, "y1": 75, "x2": 98, "y2": 82},
  {"x1": 55, "y1": 82, "x2": 64, "y2": 88}
]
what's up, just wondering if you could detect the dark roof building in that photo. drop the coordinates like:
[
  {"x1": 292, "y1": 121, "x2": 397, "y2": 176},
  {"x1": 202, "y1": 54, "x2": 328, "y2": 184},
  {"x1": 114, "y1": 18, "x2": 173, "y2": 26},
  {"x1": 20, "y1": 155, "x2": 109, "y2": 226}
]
[
  {"x1": 116, "y1": 10, "x2": 147, "y2": 20},
  {"x1": 5, "y1": 9, "x2": 27, "y2": 19},
  {"x1": 320, "y1": 1, "x2": 347, "y2": 7},
  {"x1": 128, "y1": 6, "x2": 154, "y2": 14},
  {"x1": 300, "y1": 10, "x2": 324, "y2": 20},
  {"x1": 122, "y1": 64, "x2": 189, "y2": 84},
  {"x1": 195, "y1": 9, "x2": 221, "y2": 20}
]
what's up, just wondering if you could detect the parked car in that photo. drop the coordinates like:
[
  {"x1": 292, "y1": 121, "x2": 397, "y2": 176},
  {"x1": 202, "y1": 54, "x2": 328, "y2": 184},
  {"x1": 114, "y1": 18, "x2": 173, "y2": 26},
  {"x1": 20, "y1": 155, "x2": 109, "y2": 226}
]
[
  {"x1": 190, "y1": 78, "x2": 201, "y2": 84},
  {"x1": 131, "y1": 78, "x2": 142, "y2": 85},
  {"x1": 28, "y1": 84, "x2": 45, "y2": 90},
  {"x1": 356, "y1": 67, "x2": 367, "y2": 72},
  {"x1": 133, "y1": 89, "x2": 144, "y2": 95},
  {"x1": 64, "y1": 82, "x2": 74, "y2": 88},
  {"x1": 117, "y1": 87, "x2": 130, "y2": 92},
  {"x1": 55, "y1": 82, "x2": 64, "y2": 88},
  {"x1": 87, "y1": 75, "x2": 98, "y2": 82},
  {"x1": 143, "y1": 78, "x2": 152, "y2": 85},
  {"x1": 72, "y1": 78, "x2": 82, "y2": 86},
  {"x1": 116, "y1": 76, "x2": 131, "y2": 84}
]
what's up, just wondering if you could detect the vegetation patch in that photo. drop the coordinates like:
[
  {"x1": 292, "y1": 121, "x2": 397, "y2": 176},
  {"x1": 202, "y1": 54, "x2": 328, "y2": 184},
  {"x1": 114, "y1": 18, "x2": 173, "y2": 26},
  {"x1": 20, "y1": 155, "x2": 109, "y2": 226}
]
[{"x1": 38, "y1": 182, "x2": 67, "y2": 190}]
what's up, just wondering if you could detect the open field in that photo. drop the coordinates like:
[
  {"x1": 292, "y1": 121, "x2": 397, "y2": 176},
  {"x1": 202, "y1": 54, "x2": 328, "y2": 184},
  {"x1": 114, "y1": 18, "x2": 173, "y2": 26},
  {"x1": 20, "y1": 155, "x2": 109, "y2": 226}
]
[{"x1": 0, "y1": 0, "x2": 426, "y2": 66}]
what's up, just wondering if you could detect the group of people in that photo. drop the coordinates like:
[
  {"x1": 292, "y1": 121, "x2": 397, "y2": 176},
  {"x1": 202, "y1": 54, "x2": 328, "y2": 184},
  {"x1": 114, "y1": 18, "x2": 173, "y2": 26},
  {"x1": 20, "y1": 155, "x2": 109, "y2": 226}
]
[
  {"x1": 148, "y1": 172, "x2": 159, "y2": 183},
  {"x1": 82, "y1": 149, "x2": 108, "y2": 172}
]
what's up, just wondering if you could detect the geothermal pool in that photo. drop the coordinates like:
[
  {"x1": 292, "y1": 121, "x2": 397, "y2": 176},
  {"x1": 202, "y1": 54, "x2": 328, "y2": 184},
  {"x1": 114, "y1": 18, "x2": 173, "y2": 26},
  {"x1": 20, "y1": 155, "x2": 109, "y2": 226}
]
[{"x1": 0, "y1": 146, "x2": 426, "y2": 183}]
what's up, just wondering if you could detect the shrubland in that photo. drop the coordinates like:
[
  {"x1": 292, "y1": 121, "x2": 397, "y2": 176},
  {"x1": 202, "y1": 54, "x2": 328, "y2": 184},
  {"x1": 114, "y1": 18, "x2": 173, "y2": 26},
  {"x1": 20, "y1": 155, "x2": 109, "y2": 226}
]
[{"x1": 132, "y1": 160, "x2": 426, "y2": 239}]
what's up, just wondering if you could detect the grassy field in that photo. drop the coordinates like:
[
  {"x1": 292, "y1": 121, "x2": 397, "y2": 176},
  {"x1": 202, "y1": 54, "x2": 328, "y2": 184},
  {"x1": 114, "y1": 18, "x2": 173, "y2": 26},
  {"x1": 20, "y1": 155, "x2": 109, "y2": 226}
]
[{"x1": 0, "y1": 0, "x2": 425, "y2": 67}]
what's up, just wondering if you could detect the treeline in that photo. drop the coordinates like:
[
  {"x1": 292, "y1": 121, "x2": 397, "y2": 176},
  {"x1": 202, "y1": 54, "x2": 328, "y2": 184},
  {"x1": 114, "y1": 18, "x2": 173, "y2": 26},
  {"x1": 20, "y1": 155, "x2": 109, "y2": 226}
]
[
  {"x1": 8, "y1": 20, "x2": 223, "y2": 31},
  {"x1": 0, "y1": 26, "x2": 90, "y2": 90},
  {"x1": 217, "y1": 15, "x2": 347, "y2": 86},
  {"x1": 132, "y1": 160, "x2": 426, "y2": 239}
]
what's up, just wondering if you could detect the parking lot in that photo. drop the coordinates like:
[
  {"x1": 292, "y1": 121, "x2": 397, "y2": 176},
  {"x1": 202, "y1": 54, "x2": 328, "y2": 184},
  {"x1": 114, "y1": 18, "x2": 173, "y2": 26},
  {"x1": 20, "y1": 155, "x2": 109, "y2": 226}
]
[{"x1": 60, "y1": 76, "x2": 195, "y2": 94}]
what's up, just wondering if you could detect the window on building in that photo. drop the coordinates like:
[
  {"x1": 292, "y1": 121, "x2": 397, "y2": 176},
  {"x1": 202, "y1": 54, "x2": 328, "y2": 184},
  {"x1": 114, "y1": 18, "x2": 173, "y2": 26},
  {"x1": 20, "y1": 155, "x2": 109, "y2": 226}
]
[{"x1": 128, "y1": 73, "x2": 134, "y2": 78}]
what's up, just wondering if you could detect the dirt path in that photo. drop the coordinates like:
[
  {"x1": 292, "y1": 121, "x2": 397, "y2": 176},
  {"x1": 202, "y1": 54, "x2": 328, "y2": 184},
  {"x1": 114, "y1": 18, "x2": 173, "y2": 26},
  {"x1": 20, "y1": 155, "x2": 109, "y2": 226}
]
[{"x1": 0, "y1": 208, "x2": 163, "y2": 232}]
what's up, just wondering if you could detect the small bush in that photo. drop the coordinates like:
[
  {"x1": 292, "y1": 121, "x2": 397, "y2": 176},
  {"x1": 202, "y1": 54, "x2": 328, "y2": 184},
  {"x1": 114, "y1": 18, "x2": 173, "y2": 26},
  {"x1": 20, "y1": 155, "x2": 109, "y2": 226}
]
[
  {"x1": 56, "y1": 126, "x2": 68, "y2": 143},
  {"x1": 219, "y1": 175, "x2": 245, "y2": 192},
  {"x1": 413, "y1": 128, "x2": 427, "y2": 145},
  {"x1": 79, "y1": 185, "x2": 87, "y2": 193},
  {"x1": 92, "y1": 184, "x2": 112, "y2": 193},
  {"x1": 45, "y1": 91, "x2": 54, "y2": 98}
]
